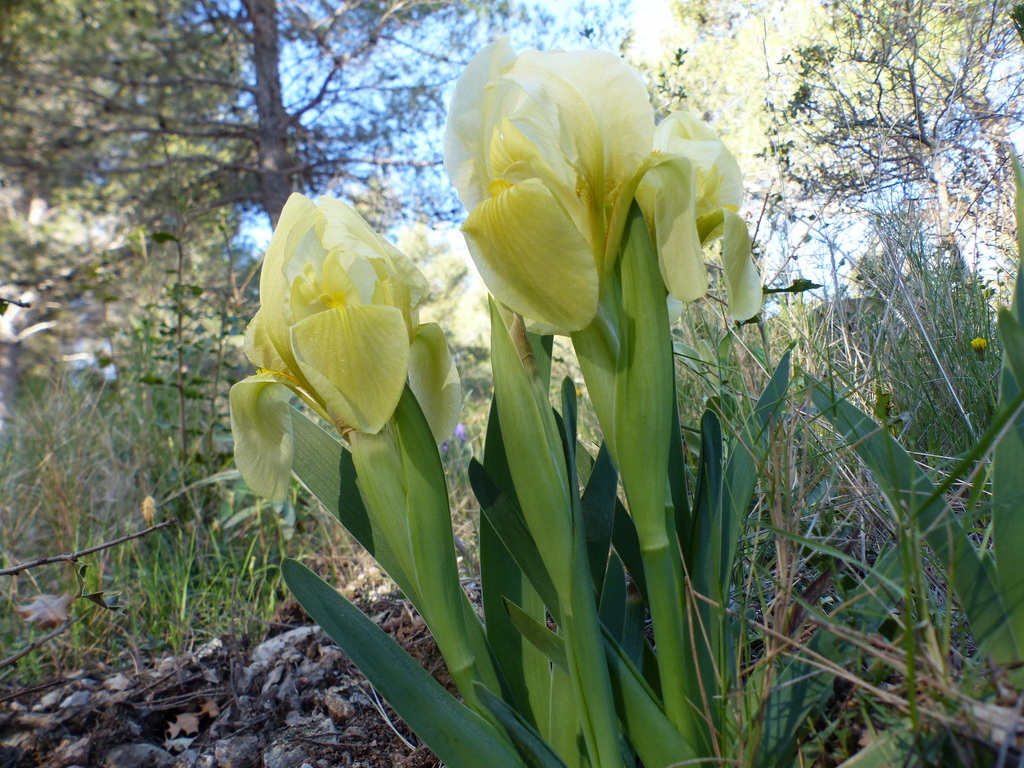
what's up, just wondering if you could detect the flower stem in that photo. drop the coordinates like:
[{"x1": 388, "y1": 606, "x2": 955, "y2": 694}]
[{"x1": 639, "y1": 533, "x2": 707, "y2": 754}]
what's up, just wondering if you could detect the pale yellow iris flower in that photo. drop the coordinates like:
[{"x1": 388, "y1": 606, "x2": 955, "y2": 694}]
[
  {"x1": 444, "y1": 39, "x2": 761, "y2": 332},
  {"x1": 638, "y1": 111, "x2": 762, "y2": 322},
  {"x1": 230, "y1": 193, "x2": 461, "y2": 499}
]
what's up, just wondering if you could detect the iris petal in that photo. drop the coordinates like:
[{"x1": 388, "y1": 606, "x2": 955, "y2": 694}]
[
  {"x1": 229, "y1": 374, "x2": 297, "y2": 501},
  {"x1": 461, "y1": 178, "x2": 598, "y2": 332},
  {"x1": 506, "y1": 49, "x2": 653, "y2": 190},
  {"x1": 697, "y1": 209, "x2": 762, "y2": 321},
  {"x1": 718, "y1": 209, "x2": 762, "y2": 321},
  {"x1": 318, "y1": 197, "x2": 428, "y2": 307},
  {"x1": 290, "y1": 305, "x2": 410, "y2": 434},
  {"x1": 653, "y1": 112, "x2": 743, "y2": 216},
  {"x1": 259, "y1": 194, "x2": 322, "y2": 377},
  {"x1": 408, "y1": 323, "x2": 463, "y2": 443},
  {"x1": 243, "y1": 309, "x2": 289, "y2": 373},
  {"x1": 444, "y1": 38, "x2": 518, "y2": 210},
  {"x1": 637, "y1": 156, "x2": 709, "y2": 303}
]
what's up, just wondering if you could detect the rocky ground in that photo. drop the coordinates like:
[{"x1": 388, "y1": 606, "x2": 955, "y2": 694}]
[{"x1": 0, "y1": 593, "x2": 447, "y2": 768}]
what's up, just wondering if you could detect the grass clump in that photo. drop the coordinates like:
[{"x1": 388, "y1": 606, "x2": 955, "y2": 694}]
[{"x1": 0, "y1": 371, "x2": 353, "y2": 683}]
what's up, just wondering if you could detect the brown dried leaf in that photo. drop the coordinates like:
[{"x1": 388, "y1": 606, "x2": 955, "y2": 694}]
[
  {"x1": 198, "y1": 699, "x2": 220, "y2": 719},
  {"x1": 15, "y1": 593, "x2": 71, "y2": 629},
  {"x1": 166, "y1": 712, "x2": 200, "y2": 739}
]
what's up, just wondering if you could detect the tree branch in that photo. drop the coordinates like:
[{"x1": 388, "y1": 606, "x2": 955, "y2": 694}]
[{"x1": 0, "y1": 519, "x2": 176, "y2": 577}]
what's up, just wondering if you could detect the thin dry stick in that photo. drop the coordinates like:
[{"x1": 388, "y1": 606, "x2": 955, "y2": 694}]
[
  {"x1": 0, "y1": 677, "x2": 69, "y2": 705},
  {"x1": 0, "y1": 519, "x2": 176, "y2": 577},
  {"x1": 0, "y1": 619, "x2": 75, "y2": 673}
]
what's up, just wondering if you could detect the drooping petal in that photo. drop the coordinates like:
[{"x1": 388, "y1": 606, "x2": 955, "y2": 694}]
[
  {"x1": 408, "y1": 323, "x2": 462, "y2": 443},
  {"x1": 461, "y1": 178, "x2": 598, "y2": 332},
  {"x1": 718, "y1": 209, "x2": 762, "y2": 321},
  {"x1": 290, "y1": 305, "x2": 410, "y2": 434},
  {"x1": 444, "y1": 38, "x2": 518, "y2": 210},
  {"x1": 637, "y1": 155, "x2": 709, "y2": 303},
  {"x1": 654, "y1": 112, "x2": 743, "y2": 216},
  {"x1": 229, "y1": 374, "x2": 297, "y2": 501},
  {"x1": 697, "y1": 209, "x2": 762, "y2": 322},
  {"x1": 243, "y1": 308, "x2": 289, "y2": 373}
]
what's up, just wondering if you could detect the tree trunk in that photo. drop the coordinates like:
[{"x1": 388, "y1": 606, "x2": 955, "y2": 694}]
[
  {"x1": 244, "y1": 0, "x2": 294, "y2": 226},
  {"x1": 0, "y1": 312, "x2": 22, "y2": 433}
]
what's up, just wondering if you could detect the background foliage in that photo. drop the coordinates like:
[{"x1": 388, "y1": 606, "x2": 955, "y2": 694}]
[{"x1": 2, "y1": 0, "x2": 1023, "y2": 762}]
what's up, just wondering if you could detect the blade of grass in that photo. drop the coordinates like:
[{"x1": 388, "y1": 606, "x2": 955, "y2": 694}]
[{"x1": 810, "y1": 380, "x2": 1021, "y2": 661}]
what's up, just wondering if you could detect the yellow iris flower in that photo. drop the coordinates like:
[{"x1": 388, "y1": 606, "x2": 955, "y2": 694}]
[
  {"x1": 444, "y1": 39, "x2": 761, "y2": 332},
  {"x1": 229, "y1": 194, "x2": 461, "y2": 499}
]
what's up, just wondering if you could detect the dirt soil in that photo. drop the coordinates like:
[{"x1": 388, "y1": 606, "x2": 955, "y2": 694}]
[{"x1": 0, "y1": 591, "x2": 447, "y2": 768}]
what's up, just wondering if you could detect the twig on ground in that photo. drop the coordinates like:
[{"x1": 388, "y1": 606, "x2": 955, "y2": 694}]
[
  {"x1": 0, "y1": 620, "x2": 75, "y2": 673},
  {"x1": 0, "y1": 677, "x2": 69, "y2": 705}
]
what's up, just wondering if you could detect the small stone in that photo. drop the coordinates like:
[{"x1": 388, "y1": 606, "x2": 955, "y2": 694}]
[
  {"x1": 170, "y1": 749, "x2": 199, "y2": 767},
  {"x1": 251, "y1": 627, "x2": 317, "y2": 668},
  {"x1": 213, "y1": 733, "x2": 259, "y2": 768},
  {"x1": 195, "y1": 638, "x2": 223, "y2": 660},
  {"x1": 261, "y1": 665, "x2": 284, "y2": 697},
  {"x1": 316, "y1": 645, "x2": 346, "y2": 671},
  {"x1": 35, "y1": 689, "x2": 62, "y2": 710},
  {"x1": 262, "y1": 739, "x2": 309, "y2": 768},
  {"x1": 52, "y1": 735, "x2": 90, "y2": 767},
  {"x1": 104, "y1": 742, "x2": 174, "y2": 768},
  {"x1": 283, "y1": 711, "x2": 306, "y2": 727},
  {"x1": 323, "y1": 690, "x2": 355, "y2": 724},
  {"x1": 59, "y1": 690, "x2": 91, "y2": 709}
]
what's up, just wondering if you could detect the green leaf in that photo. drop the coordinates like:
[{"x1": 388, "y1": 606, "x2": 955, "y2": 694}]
[
  {"x1": 610, "y1": 495, "x2": 648, "y2": 605},
  {"x1": 601, "y1": 626, "x2": 698, "y2": 767},
  {"x1": 151, "y1": 231, "x2": 177, "y2": 243},
  {"x1": 474, "y1": 684, "x2": 569, "y2": 768},
  {"x1": 351, "y1": 387, "x2": 502, "y2": 705},
  {"x1": 470, "y1": 458, "x2": 561, "y2": 619},
  {"x1": 480, "y1": 401, "x2": 553, "y2": 736},
  {"x1": 581, "y1": 443, "x2": 617, "y2": 594},
  {"x1": 992, "y1": 158, "x2": 1024, "y2": 651},
  {"x1": 558, "y1": 378, "x2": 579, "y2": 486},
  {"x1": 753, "y1": 631, "x2": 838, "y2": 767},
  {"x1": 290, "y1": 408, "x2": 410, "y2": 589},
  {"x1": 689, "y1": 408, "x2": 723, "y2": 599},
  {"x1": 598, "y1": 553, "x2": 627, "y2": 642},
  {"x1": 488, "y1": 298, "x2": 573, "y2": 584},
  {"x1": 999, "y1": 307, "x2": 1024, "y2": 386},
  {"x1": 573, "y1": 202, "x2": 675, "y2": 546},
  {"x1": 720, "y1": 350, "x2": 792, "y2": 601},
  {"x1": 834, "y1": 727, "x2": 916, "y2": 767},
  {"x1": 545, "y1": 667, "x2": 585, "y2": 768},
  {"x1": 668, "y1": 403, "x2": 692, "y2": 564},
  {"x1": 282, "y1": 559, "x2": 524, "y2": 768},
  {"x1": 504, "y1": 598, "x2": 568, "y2": 673}
]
